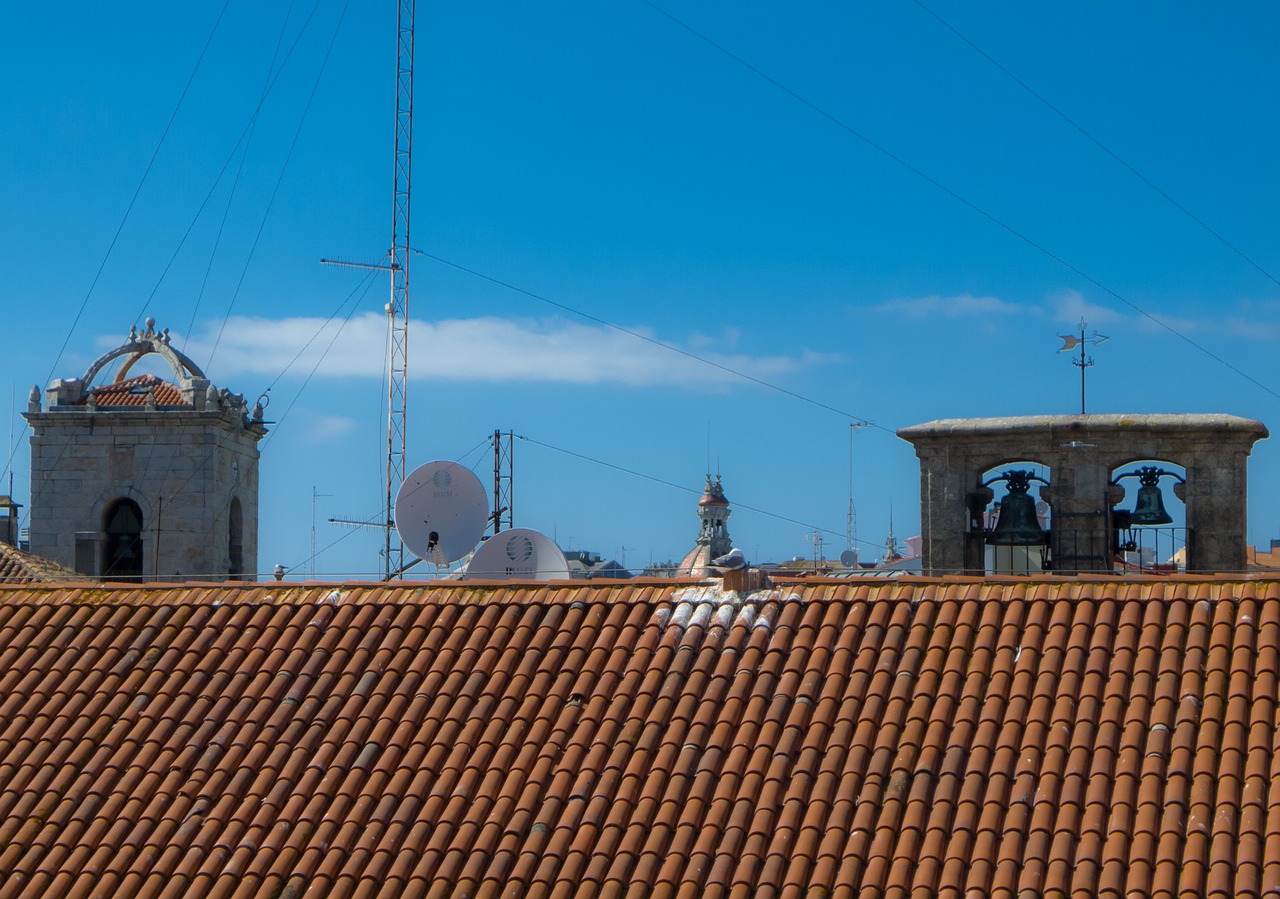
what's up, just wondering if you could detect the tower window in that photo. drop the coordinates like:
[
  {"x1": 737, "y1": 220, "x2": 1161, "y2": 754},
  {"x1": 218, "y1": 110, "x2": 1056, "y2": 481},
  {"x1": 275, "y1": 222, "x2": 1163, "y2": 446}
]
[
  {"x1": 103, "y1": 499, "x2": 144, "y2": 580},
  {"x1": 228, "y1": 497, "x2": 244, "y2": 578}
]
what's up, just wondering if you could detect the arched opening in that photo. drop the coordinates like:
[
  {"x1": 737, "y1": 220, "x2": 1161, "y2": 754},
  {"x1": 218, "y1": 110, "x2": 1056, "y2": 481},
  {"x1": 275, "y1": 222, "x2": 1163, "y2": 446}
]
[
  {"x1": 228, "y1": 497, "x2": 244, "y2": 578},
  {"x1": 1110, "y1": 459, "x2": 1187, "y2": 572},
  {"x1": 976, "y1": 461, "x2": 1052, "y2": 575},
  {"x1": 102, "y1": 498, "x2": 144, "y2": 581}
]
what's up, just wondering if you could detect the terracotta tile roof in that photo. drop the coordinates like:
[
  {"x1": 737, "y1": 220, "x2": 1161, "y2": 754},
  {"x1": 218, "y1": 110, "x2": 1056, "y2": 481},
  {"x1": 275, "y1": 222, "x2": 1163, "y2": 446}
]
[
  {"x1": 1, "y1": 574, "x2": 1279, "y2": 895},
  {"x1": 1250, "y1": 542, "x2": 1280, "y2": 571},
  {"x1": 0, "y1": 542, "x2": 78, "y2": 584},
  {"x1": 80, "y1": 373, "x2": 189, "y2": 407}
]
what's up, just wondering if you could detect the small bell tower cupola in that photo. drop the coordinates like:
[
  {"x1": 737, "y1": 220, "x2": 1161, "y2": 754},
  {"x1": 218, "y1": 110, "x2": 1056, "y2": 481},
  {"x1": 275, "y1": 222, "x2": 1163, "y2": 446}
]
[
  {"x1": 676, "y1": 474, "x2": 735, "y2": 576},
  {"x1": 696, "y1": 474, "x2": 732, "y2": 555}
]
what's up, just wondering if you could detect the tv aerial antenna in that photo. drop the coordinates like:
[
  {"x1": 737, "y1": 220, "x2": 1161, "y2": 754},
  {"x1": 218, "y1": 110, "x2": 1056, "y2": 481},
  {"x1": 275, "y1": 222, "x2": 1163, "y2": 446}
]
[
  {"x1": 321, "y1": 0, "x2": 415, "y2": 578},
  {"x1": 843, "y1": 422, "x2": 868, "y2": 567}
]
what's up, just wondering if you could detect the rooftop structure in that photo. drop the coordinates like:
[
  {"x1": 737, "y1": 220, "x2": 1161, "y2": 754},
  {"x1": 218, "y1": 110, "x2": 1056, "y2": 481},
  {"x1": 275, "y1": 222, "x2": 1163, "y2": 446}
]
[
  {"x1": 0, "y1": 540, "x2": 77, "y2": 583},
  {"x1": 899, "y1": 414, "x2": 1268, "y2": 576}
]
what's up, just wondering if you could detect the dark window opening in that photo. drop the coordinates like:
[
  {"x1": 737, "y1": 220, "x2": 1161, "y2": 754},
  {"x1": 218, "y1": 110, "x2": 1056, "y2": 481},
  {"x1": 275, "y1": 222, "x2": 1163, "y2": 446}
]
[
  {"x1": 103, "y1": 499, "x2": 144, "y2": 580},
  {"x1": 228, "y1": 497, "x2": 244, "y2": 578}
]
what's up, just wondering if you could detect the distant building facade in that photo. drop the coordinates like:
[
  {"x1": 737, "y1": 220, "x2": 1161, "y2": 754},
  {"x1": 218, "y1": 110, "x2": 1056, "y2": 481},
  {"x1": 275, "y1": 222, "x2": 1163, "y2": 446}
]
[
  {"x1": 564, "y1": 550, "x2": 632, "y2": 580},
  {"x1": 24, "y1": 319, "x2": 267, "y2": 581}
]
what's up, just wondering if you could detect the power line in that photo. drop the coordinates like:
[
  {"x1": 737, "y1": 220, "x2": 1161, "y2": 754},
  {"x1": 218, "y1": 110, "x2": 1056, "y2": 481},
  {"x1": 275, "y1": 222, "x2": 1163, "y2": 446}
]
[
  {"x1": 43, "y1": 1, "x2": 233, "y2": 393},
  {"x1": 206, "y1": 0, "x2": 352, "y2": 368},
  {"x1": 516, "y1": 433, "x2": 884, "y2": 552},
  {"x1": 0, "y1": 3, "x2": 234, "y2": 491},
  {"x1": 184, "y1": 1, "x2": 307, "y2": 349},
  {"x1": 910, "y1": 0, "x2": 1280, "y2": 294},
  {"x1": 414, "y1": 250, "x2": 889, "y2": 432},
  {"x1": 638, "y1": 0, "x2": 1280, "y2": 404}
]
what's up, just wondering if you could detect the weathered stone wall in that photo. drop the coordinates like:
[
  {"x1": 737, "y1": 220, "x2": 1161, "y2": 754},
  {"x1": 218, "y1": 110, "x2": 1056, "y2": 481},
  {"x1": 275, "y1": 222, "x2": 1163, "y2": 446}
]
[
  {"x1": 899, "y1": 414, "x2": 1269, "y2": 575},
  {"x1": 26, "y1": 410, "x2": 263, "y2": 580}
]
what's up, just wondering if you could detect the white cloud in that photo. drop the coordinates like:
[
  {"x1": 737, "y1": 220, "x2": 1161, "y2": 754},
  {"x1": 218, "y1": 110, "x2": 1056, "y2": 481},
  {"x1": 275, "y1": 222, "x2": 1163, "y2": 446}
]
[
  {"x1": 872, "y1": 293, "x2": 1027, "y2": 320},
  {"x1": 1052, "y1": 290, "x2": 1280, "y2": 341},
  {"x1": 1048, "y1": 289, "x2": 1125, "y2": 327},
  {"x1": 305, "y1": 415, "x2": 357, "y2": 440},
  {"x1": 871, "y1": 288, "x2": 1280, "y2": 343},
  {"x1": 174, "y1": 312, "x2": 835, "y2": 388}
]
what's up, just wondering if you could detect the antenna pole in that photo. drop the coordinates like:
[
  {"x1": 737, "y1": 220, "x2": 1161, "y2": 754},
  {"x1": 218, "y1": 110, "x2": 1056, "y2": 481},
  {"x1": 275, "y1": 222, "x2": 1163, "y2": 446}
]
[
  {"x1": 490, "y1": 429, "x2": 514, "y2": 535},
  {"x1": 385, "y1": 0, "x2": 415, "y2": 578},
  {"x1": 311, "y1": 486, "x2": 333, "y2": 577},
  {"x1": 1078, "y1": 321, "x2": 1087, "y2": 414}
]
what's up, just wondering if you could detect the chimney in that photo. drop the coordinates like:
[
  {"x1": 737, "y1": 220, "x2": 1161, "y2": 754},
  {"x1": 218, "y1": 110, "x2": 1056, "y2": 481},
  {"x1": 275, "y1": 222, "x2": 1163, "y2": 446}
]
[{"x1": 0, "y1": 496, "x2": 20, "y2": 548}]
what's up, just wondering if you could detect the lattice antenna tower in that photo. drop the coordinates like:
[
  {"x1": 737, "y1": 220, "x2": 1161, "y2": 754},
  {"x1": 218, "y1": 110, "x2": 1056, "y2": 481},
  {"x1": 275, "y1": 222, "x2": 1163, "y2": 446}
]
[
  {"x1": 492, "y1": 429, "x2": 514, "y2": 535},
  {"x1": 385, "y1": 0, "x2": 415, "y2": 578}
]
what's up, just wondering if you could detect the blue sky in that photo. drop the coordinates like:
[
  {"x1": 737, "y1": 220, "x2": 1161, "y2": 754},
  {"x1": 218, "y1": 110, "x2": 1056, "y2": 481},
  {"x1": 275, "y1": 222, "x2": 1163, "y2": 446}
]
[{"x1": 3, "y1": 2, "x2": 1278, "y2": 578}]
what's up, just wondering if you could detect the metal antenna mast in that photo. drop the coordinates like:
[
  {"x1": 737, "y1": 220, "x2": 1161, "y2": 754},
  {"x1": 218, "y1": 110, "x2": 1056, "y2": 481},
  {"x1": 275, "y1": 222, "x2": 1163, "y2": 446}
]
[
  {"x1": 492, "y1": 429, "x2": 513, "y2": 535},
  {"x1": 385, "y1": 0, "x2": 415, "y2": 578}
]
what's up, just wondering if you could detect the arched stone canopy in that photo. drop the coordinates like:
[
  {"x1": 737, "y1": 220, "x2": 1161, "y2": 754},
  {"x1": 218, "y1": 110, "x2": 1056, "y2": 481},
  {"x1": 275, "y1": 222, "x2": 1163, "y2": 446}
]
[
  {"x1": 31, "y1": 319, "x2": 258, "y2": 416},
  {"x1": 80, "y1": 318, "x2": 207, "y2": 390}
]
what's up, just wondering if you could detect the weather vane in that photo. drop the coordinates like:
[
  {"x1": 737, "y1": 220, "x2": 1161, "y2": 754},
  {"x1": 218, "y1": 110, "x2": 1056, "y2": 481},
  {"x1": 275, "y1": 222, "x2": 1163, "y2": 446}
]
[{"x1": 1057, "y1": 318, "x2": 1109, "y2": 414}]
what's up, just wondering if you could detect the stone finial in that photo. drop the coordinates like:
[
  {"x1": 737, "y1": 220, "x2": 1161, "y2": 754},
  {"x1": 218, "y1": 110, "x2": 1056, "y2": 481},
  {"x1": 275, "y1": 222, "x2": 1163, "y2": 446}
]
[
  {"x1": 144, "y1": 388, "x2": 157, "y2": 412},
  {"x1": 128, "y1": 325, "x2": 138, "y2": 342},
  {"x1": 86, "y1": 391, "x2": 97, "y2": 412},
  {"x1": 28, "y1": 385, "x2": 40, "y2": 413}
]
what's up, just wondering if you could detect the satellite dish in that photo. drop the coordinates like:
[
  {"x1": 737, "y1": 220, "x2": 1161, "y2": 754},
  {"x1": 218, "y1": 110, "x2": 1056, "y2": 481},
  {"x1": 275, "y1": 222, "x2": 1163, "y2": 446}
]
[
  {"x1": 465, "y1": 528, "x2": 570, "y2": 581},
  {"x1": 839, "y1": 549, "x2": 858, "y2": 568},
  {"x1": 395, "y1": 461, "x2": 489, "y2": 564}
]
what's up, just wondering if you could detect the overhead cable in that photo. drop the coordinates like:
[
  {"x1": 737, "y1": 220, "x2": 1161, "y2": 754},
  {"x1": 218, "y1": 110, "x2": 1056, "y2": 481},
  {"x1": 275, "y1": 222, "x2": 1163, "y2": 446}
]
[
  {"x1": 638, "y1": 0, "x2": 1280, "y2": 403},
  {"x1": 911, "y1": 0, "x2": 1280, "y2": 293},
  {"x1": 414, "y1": 250, "x2": 889, "y2": 432}
]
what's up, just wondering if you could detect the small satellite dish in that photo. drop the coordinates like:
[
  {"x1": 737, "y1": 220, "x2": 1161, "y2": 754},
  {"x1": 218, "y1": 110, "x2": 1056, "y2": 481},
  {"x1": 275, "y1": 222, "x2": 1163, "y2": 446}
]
[
  {"x1": 465, "y1": 528, "x2": 570, "y2": 581},
  {"x1": 395, "y1": 461, "x2": 489, "y2": 564},
  {"x1": 839, "y1": 549, "x2": 858, "y2": 568}
]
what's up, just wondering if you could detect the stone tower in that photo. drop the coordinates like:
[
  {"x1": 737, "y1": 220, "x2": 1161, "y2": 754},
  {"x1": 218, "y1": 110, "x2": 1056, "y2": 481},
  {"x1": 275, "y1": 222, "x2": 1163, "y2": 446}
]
[
  {"x1": 24, "y1": 319, "x2": 267, "y2": 581},
  {"x1": 677, "y1": 475, "x2": 733, "y2": 576}
]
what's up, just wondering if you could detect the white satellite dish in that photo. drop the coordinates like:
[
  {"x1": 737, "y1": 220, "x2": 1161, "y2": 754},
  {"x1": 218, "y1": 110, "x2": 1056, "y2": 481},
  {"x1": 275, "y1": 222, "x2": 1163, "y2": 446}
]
[
  {"x1": 465, "y1": 528, "x2": 570, "y2": 581},
  {"x1": 395, "y1": 461, "x2": 489, "y2": 564}
]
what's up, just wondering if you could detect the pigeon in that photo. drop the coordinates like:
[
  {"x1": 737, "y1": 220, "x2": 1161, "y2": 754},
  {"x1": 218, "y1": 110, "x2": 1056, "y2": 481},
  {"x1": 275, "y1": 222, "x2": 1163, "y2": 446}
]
[{"x1": 710, "y1": 548, "x2": 747, "y2": 571}]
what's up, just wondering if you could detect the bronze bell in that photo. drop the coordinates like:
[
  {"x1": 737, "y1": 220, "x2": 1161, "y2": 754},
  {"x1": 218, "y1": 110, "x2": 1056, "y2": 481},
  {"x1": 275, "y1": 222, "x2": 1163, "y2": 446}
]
[
  {"x1": 988, "y1": 471, "x2": 1048, "y2": 546},
  {"x1": 1129, "y1": 467, "x2": 1173, "y2": 526}
]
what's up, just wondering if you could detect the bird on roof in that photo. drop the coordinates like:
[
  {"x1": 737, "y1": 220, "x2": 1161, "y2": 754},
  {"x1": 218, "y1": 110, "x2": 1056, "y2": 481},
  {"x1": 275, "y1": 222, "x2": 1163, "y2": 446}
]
[{"x1": 710, "y1": 548, "x2": 747, "y2": 571}]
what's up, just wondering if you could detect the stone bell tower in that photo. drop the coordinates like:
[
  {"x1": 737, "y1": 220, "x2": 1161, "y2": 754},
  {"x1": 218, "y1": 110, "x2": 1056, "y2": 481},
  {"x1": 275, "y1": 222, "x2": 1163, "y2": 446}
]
[
  {"x1": 898, "y1": 414, "x2": 1267, "y2": 576},
  {"x1": 676, "y1": 474, "x2": 734, "y2": 576},
  {"x1": 24, "y1": 319, "x2": 268, "y2": 581}
]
